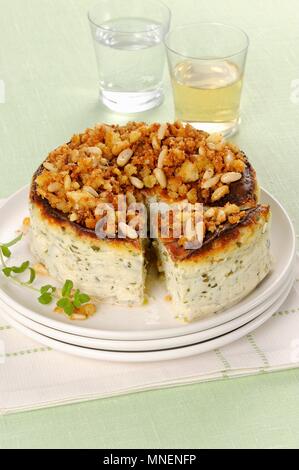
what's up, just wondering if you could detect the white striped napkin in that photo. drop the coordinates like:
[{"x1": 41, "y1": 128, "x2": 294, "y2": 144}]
[{"x1": 0, "y1": 198, "x2": 299, "y2": 415}]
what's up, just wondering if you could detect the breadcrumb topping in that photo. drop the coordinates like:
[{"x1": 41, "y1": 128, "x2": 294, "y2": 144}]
[{"x1": 35, "y1": 121, "x2": 247, "y2": 233}]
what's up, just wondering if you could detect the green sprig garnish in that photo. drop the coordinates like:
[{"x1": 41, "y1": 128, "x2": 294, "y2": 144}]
[
  {"x1": 56, "y1": 280, "x2": 90, "y2": 316},
  {"x1": 73, "y1": 289, "x2": 90, "y2": 308},
  {"x1": 62, "y1": 279, "x2": 74, "y2": 298},
  {"x1": 0, "y1": 233, "x2": 92, "y2": 317},
  {"x1": 38, "y1": 284, "x2": 56, "y2": 305}
]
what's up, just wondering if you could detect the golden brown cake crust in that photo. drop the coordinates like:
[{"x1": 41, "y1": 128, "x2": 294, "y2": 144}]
[{"x1": 30, "y1": 170, "x2": 141, "y2": 252}]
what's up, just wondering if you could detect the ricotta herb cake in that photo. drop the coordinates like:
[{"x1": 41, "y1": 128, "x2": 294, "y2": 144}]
[{"x1": 30, "y1": 121, "x2": 271, "y2": 320}]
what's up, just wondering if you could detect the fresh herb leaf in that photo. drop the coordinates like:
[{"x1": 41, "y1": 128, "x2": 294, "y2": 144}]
[
  {"x1": 2, "y1": 267, "x2": 12, "y2": 277},
  {"x1": 73, "y1": 289, "x2": 90, "y2": 308},
  {"x1": 38, "y1": 293, "x2": 53, "y2": 305},
  {"x1": 73, "y1": 289, "x2": 81, "y2": 308},
  {"x1": 62, "y1": 279, "x2": 73, "y2": 298},
  {"x1": 2, "y1": 261, "x2": 35, "y2": 284},
  {"x1": 40, "y1": 285, "x2": 56, "y2": 295},
  {"x1": 10, "y1": 261, "x2": 30, "y2": 274},
  {"x1": 3, "y1": 261, "x2": 30, "y2": 277},
  {"x1": 38, "y1": 285, "x2": 56, "y2": 304},
  {"x1": 27, "y1": 268, "x2": 36, "y2": 285},
  {"x1": 1, "y1": 246, "x2": 11, "y2": 258},
  {"x1": 57, "y1": 297, "x2": 74, "y2": 316},
  {"x1": 78, "y1": 293, "x2": 90, "y2": 304}
]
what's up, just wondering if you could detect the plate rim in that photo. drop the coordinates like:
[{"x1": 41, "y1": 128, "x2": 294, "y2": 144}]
[
  {"x1": 0, "y1": 268, "x2": 295, "y2": 351},
  {"x1": 0, "y1": 276, "x2": 293, "y2": 362}
]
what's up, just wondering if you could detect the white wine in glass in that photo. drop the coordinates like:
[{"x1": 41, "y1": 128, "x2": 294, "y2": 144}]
[
  {"x1": 166, "y1": 23, "x2": 249, "y2": 137},
  {"x1": 172, "y1": 60, "x2": 243, "y2": 128}
]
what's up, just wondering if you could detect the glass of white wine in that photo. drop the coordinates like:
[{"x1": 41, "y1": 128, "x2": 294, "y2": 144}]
[{"x1": 165, "y1": 23, "x2": 249, "y2": 137}]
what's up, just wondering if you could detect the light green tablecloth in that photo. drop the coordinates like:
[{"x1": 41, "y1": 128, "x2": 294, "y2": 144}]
[{"x1": 0, "y1": 0, "x2": 299, "y2": 449}]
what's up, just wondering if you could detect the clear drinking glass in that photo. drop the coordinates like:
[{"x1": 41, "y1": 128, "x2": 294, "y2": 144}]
[
  {"x1": 88, "y1": 0, "x2": 171, "y2": 113},
  {"x1": 165, "y1": 23, "x2": 249, "y2": 137}
]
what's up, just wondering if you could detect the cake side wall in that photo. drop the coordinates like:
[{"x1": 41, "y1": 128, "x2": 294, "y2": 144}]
[{"x1": 156, "y1": 215, "x2": 271, "y2": 321}]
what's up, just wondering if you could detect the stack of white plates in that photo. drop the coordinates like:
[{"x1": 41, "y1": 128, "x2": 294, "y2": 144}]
[{"x1": 0, "y1": 187, "x2": 296, "y2": 362}]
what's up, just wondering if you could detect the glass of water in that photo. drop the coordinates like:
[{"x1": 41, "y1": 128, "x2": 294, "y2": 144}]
[
  {"x1": 165, "y1": 23, "x2": 249, "y2": 137},
  {"x1": 88, "y1": 0, "x2": 171, "y2": 113}
]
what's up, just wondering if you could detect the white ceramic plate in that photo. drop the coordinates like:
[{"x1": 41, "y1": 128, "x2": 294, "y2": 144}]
[
  {"x1": 0, "y1": 277, "x2": 293, "y2": 362},
  {"x1": 0, "y1": 186, "x2": 296, "y2": 340},
  {"x1": 0, "y1": 267, "x2": 294, "y2": 351}
]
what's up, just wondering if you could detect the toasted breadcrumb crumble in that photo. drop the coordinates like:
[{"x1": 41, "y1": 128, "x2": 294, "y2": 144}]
[{"x1": 35, "y1": 121, "x2": 247, "y2": 235}]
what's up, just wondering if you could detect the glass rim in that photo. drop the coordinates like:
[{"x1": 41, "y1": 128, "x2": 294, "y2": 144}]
[
  {"x1": 165, "y1": 22, "x2": 249, "y2": 61},
  {"x1": 87, "y1": 0, "x2": 171, "y2": 34}
]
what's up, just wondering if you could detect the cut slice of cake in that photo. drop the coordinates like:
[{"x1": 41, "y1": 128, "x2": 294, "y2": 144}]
[
  {"x1": 154, "y1": 205, "x2": 271, "y2": 321},
  {"x1": 30, "y1": 187, "x2": 147, "y2": 306}
]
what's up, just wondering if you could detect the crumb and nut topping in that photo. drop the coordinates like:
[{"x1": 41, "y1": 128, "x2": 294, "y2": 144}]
[
  {"x1": 154, "y1": 201, "x2": 246, "y2": 247},
  {"x1": 35, "y1": 121, "x2": 248, "y2": 236}
]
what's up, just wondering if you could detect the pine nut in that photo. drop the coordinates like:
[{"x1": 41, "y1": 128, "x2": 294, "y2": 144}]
[
  {"x1": 221, "y1": 172, "x2": 242, "y2": 184},
  {"x1": 117, "y1": 148, "x2": 133, "y2": 167},
  {"x1": 211, "y1": 185, "x2": 229, "y2": 202},
  {"x1": 67, "y1": 191, "x2": 86, "y2": 202},
  {"x1": 43, "y1": 162, "x2": 57, "y2": 172},
  {"x1": 157, "y1": 123, "x2": 167, "y2": 140},
  {"x1": 83, "y1": 186, "x2": 99, "y2": 197},
  {"x1": 153, "y1": 168, "x2": 167, "y2": 188},
  {"x1": 71, "y1": 313, "x2": 87, "y2": 321},
  {"x1": 130, "y1": 176, "x2": 144, "y2": 189},
  {"x1": 224, "y1": 150, "x2": 234, "y2": 168},
  {"x1": 201, "y1": 175, "x2": 220, "y2": 189},
  {"x1": 152, "y1": 135, "x2": 160, "y2": 150},
  {"x1": 158, "y1": 148, "x2": 167, "y2": 168},
  {"x1": 47, "y1": 182, "x2": 61, "y2": 192},
  {"x1": 64, "y1": 174, "x2": 72, "y2": 191},
  {"x1": 69, "y1": 213, "x2": 78, "y2": 222},
  {"x1": 119, "y1": 221, "x2": 138, "y2": 239},
  {"x1": 203, "y1": 168, "x2": 214, "y2": 180},
  {"x1": 85, "y1": 146, "x2": 102, "y2": 156},
  {"x1": 206, "y1": 133, "x2": 224, "y2": 144}
]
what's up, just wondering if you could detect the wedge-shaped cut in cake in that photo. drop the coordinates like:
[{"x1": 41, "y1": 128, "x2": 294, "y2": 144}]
[{"x1": 154, "y1": 205, "x2": 271, "y2": 321}]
